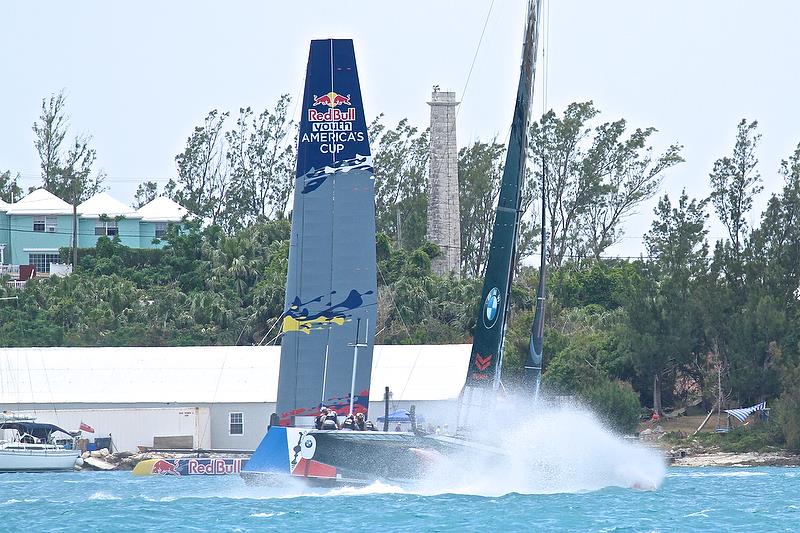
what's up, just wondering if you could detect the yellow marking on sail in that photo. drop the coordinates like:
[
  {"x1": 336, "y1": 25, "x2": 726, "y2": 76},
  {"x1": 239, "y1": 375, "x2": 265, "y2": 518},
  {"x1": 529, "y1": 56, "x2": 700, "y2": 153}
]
[{"x1": 282, "y1": 315, "x2": 346, "y2": 334}]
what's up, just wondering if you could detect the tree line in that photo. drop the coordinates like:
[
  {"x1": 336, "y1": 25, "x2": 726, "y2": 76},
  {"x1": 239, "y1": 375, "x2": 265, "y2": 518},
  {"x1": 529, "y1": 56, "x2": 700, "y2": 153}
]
[{"x1": 1, "y1": 92, "x2": 799, "y2": 449}]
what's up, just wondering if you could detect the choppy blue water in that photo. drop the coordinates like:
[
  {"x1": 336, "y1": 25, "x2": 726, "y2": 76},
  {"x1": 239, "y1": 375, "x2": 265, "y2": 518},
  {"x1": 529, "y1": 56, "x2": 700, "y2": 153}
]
[{"x1": 1, "y1": 468, "x2": 798, "y2": 532}]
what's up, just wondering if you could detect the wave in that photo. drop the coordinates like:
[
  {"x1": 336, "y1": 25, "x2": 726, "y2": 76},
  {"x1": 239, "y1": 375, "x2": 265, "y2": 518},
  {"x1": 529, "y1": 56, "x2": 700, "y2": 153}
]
[
  {"x1": 88, "y1": 491, "x2": 121, "y2": 501},
  {"x1": 684, "y1": 508, "x2": 716, "y2": 518},
  {"x1": 250, "y1": 512, "x2": 286, "y2": 518},
  {"x1": 323, "y1": 481, "x2": 407, "y2": 497},
  {"x1": 669, "y1": 471, "x2": 769, "y2": 478}
]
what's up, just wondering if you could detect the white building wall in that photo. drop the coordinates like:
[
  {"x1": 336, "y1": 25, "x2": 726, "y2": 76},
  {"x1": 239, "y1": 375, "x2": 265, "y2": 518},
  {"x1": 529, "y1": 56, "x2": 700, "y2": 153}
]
[
  {"x1": 7, "y1": 399, "x2": 460, "y2": 452},
  {"x1": 0, "y1": 345, "x2": 473, "y2": 451},
  {"x1": 208, "y1": 403, "x2": 274, "y2": 450},
  {"x1": 12, "y1": 407, "x2": 211, "y2": 452}
]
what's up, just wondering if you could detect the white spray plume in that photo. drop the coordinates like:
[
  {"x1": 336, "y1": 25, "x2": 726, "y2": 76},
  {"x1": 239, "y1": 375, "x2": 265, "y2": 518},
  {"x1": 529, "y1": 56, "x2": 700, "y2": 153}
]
[{"x1": 416, "y1": 395, "x2": 666, "y2": 496}]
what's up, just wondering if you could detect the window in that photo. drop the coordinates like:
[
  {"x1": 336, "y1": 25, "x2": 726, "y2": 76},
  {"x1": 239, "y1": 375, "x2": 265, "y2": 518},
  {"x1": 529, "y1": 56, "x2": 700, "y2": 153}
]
[
  {"x1": 155, "y1": 222, "x2": 168, "y2": 238},
  {"x1": 95, "y1": 220, "x2": 118, "y2": 236},
  {"x1": 34, "y1": 216, "x2": 57, "y2": 232},
  {"x1": 229, "y1": 412, "x2": 243, "y2": 436},
  {"x1": 28, "y1": 253, "x2": 61, "y2": 273}
]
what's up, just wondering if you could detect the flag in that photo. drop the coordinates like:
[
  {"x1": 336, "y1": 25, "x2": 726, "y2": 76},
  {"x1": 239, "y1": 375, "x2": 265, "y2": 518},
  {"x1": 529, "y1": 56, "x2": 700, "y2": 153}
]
[{"x1": 79, "y1": 422, "x2": 95, "y2": 433}]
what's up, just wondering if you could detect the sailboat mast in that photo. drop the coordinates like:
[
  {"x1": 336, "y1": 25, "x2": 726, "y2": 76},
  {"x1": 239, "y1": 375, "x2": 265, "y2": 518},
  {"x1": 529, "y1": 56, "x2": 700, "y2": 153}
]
[
  {"x1": 523, "y1": 151, "x2": 545, "y2": 396},
  {"x1": 348, "y1": 318, "x2": 368, "y2": 416},
  {"x1": 463, "y1": 0, "x2": 543, "y2": 392}
]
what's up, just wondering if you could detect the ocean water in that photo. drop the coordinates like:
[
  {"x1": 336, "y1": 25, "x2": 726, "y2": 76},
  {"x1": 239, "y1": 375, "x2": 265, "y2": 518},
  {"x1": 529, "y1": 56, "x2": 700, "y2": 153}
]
[{"x1": 1, "y1": 467, "x2": 798, "y2": 532}]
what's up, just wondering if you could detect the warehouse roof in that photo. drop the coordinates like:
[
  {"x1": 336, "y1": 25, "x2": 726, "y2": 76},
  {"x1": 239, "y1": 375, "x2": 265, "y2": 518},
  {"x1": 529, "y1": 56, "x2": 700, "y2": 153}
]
[{"x1": 0, "y1": 345, "x2": 471, "y2": 404}]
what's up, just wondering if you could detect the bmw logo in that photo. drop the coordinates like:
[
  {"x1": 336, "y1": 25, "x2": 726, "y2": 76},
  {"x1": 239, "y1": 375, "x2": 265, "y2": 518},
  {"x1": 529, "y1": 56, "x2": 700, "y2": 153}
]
[
  {"x1": 483, "y1": 287, "x2": 501, "y2": 328},
  {"x1": 300, "y1": 435, "x2": 317, "y2": 459}
]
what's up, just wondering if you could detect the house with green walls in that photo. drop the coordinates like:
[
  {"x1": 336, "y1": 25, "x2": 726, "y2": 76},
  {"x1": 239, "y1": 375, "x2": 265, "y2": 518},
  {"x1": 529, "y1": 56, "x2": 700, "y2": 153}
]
[
  {"x1": 133, "y1": 196, "x2": 189, "y2": 248},
  {"x1": 0, "y1": 189, "x2": 189, "y2": 274},
  {"x1": 76, "y1": 192, "x2": 145, "y2": 249}
]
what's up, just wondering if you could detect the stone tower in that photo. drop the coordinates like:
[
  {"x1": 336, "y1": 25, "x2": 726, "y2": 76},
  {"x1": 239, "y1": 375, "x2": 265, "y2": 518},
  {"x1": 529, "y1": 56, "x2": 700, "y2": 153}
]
[{"x1": 427, "y1": 88, "x2": 461, "y2": 277}]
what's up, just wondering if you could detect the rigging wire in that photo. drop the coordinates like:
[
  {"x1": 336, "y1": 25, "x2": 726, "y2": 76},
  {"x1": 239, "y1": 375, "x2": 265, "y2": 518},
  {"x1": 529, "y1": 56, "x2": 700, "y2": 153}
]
[
  {"x1": 376, "y1": 263, "x2": 427, "y2": 403},
  {"x1": 457, "y1": 0, "x2": 496, "y2": 118}
]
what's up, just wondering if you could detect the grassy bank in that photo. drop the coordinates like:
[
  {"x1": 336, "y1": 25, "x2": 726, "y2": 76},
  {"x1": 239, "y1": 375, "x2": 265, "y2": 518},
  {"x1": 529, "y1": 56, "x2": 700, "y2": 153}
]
[{"x1": 663, "y1": 422, "x2": 785, "y2": 454}]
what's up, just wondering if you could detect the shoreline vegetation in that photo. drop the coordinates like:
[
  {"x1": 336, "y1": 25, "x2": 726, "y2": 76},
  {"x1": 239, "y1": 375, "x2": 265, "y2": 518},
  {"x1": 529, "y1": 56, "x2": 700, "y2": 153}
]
[
  {"x1": 639, "y1": 413, "x2": 800, "y2": 466},
  {"x1": 3, "y1": 94, "x2": 800, "y2": 456}
]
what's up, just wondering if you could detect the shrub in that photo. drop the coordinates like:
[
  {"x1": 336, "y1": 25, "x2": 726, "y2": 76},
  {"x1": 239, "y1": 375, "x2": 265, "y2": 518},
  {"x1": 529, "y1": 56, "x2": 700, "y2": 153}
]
[
  {"x1": 775, "y1": 390, "x2": 800, "y2": 451},
  {"x1": 582, "y1": 378, "x2": 641, "y2": 435}
]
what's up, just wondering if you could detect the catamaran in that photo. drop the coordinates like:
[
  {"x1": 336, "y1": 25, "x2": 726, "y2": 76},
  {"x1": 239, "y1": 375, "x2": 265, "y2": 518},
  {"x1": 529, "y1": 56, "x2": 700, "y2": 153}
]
[{"x1": 242, "y1": 0, "x2": 544, "y2": 486}]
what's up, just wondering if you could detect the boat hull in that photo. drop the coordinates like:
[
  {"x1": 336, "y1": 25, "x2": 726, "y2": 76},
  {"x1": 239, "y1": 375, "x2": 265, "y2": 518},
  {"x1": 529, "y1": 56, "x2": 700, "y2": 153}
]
[
  {"x1": 241, "y1": 426, "x2": 501, "y2": 487},
  {"x1": 0, "y1": 448, "x2": 80, "y2": 472}
]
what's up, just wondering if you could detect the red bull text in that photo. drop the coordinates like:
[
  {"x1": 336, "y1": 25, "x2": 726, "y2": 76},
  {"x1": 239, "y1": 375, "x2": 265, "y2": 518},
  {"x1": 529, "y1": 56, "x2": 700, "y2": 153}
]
[{"x1": 303, "y1": 90, "x2": 361, "y2": 155}]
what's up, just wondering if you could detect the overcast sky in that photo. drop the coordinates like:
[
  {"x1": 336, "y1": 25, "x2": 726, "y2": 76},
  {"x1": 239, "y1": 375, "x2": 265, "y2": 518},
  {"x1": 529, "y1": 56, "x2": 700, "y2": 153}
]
[{"x1": 2, "y1": 1, "x2": 799, "y2": 256}]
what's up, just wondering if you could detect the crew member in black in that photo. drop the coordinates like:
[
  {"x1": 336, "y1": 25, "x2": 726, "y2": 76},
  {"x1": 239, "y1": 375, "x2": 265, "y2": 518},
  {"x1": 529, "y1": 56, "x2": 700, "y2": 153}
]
[
  {"x1": 315, "y1": 407, "x2": 329, "y2": 430},
  {"x1": 341, "y1": 414, "x2": 356, "y2": 430}
]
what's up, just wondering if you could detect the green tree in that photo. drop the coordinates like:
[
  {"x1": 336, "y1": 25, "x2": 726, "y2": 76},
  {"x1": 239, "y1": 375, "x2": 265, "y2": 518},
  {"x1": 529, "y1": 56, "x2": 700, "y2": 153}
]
[
  {"x1": 0, "y1": 170, "x2": 22, "y2": 203},
  {"x1": 32, "y1": 91, "x2": 105, "y2": 201},
  {"x1": 32, "y1": 90, "x2": 68, "y2": 186},
  {"x1": 624, "y1": 191, "x2": 709, "y2": 413},
  {"x1": 458, "y1": 140, "x2": 505, "y2": 277},
  {"x1": 581, "y1": 122, "x2": 683, "y2": 260},
  {"x1": 709, "y1": 119, "x2": 762, "y2": 260},
  {"x1": 174, "y1": 109, "x2": 230, "y2": 224},
  {"x1": 133, "y1": 181, "x2": 159, "y2": 208},
  {"x1": 32, "y1": 91, "x2": 105, "y2": 265},
  {"x1": 528, "y1": 102, "x2": 681, "y2": 266},
  {"x1": 225, "y1": 96, "x2": 295, "y2": 228},
  {"x1": 371, "y1": 118, "x2": 429, "y2": 249}
]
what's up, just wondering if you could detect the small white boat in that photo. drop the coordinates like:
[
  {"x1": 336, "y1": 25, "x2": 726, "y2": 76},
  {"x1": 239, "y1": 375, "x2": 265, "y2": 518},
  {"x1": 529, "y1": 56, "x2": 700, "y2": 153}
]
[{"x1": 0, "y1": 417, "x2": 80, "y2": 472}]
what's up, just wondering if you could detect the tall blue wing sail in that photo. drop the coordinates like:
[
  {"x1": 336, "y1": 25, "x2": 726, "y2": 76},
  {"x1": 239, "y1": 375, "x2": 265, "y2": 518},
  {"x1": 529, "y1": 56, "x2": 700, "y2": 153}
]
[
  {"x1": 275, "y1": 39, "x2": 376, "y2": 425},
  {"x1": 465, "y1": 0, "x2": 542, "y2": 390}
]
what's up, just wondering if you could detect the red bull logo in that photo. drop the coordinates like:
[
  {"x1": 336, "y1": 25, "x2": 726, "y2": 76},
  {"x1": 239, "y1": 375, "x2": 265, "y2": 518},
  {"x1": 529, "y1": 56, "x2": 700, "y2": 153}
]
[
  {"x1": 187, "y1": 458, "x2": 244, "y2": 475},
  {"x1": 304, "y1": 90, "x2": 360, "y2": 154},
  {"x1": 308, "y1": 91, "x2": 356, "y2": 124},
  {"x1": 312, "y1": 91, "x2": 351, "y2": 108},
  {"x1": 307, "y1": 107, "x2": 356, "y2": 123},
  {"x1": 152, "y1": 459, "x2": 180, "y2": 475}
]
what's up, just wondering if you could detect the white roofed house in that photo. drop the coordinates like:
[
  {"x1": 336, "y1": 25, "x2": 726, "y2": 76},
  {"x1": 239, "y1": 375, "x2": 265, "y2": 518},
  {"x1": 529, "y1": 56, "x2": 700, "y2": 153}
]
[
  {"x1": 3, "y1": 189, "x2": 73, "y2": 273},
  {"x1": 0, "y1": 198, "x2": 10, "y2": 266},
  {"x1": 76, "y1": 192, "x2": 143, "y2": 249},
  {"x1": 135, "y1": 196, "x2": 190, "y2": 248},
  {"x1": 0, "y1": 189, "x2": 192, "y2": 282},
  {"x1": 0, "y1": 345, "x2": 471, "y2": 452}
]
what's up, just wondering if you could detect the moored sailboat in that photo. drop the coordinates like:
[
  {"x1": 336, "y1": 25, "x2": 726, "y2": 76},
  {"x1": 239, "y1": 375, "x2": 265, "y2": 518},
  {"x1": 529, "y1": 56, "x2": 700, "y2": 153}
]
[{"x1": 0, "y1": 416, "x2": 80, "y2": 472}]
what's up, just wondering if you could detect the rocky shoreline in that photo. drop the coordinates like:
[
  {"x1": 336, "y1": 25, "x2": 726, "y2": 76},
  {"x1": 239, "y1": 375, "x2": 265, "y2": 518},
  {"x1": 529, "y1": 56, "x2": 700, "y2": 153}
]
[
  {"x1": 75, "y1": 448, "x2": 246, "y2": 472},
  {"x1": 637, "y1": 424, "x2": 800, "y2": 467},
  {"x1": 666, "y1": 449, "x2": 800, "y2": 467}
]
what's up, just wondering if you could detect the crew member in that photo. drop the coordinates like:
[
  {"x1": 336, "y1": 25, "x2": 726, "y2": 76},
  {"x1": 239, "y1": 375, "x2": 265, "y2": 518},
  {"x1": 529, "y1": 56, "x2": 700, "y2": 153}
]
[
  {"x1": 354, "y1": 412, "x2": 366, "y2": 431},
  {"x1": 321, "y1": 407, "x2": 339, "y2": 430},
  {"x1": 342, "y1": 414, "x2": 356, "y2": 430},
  {"x1": 315, "y1": 407, "x2": 329, "y2": 430},
  {"x1": 365, "y1": 420, "x2": 377, "y2": 431}
]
